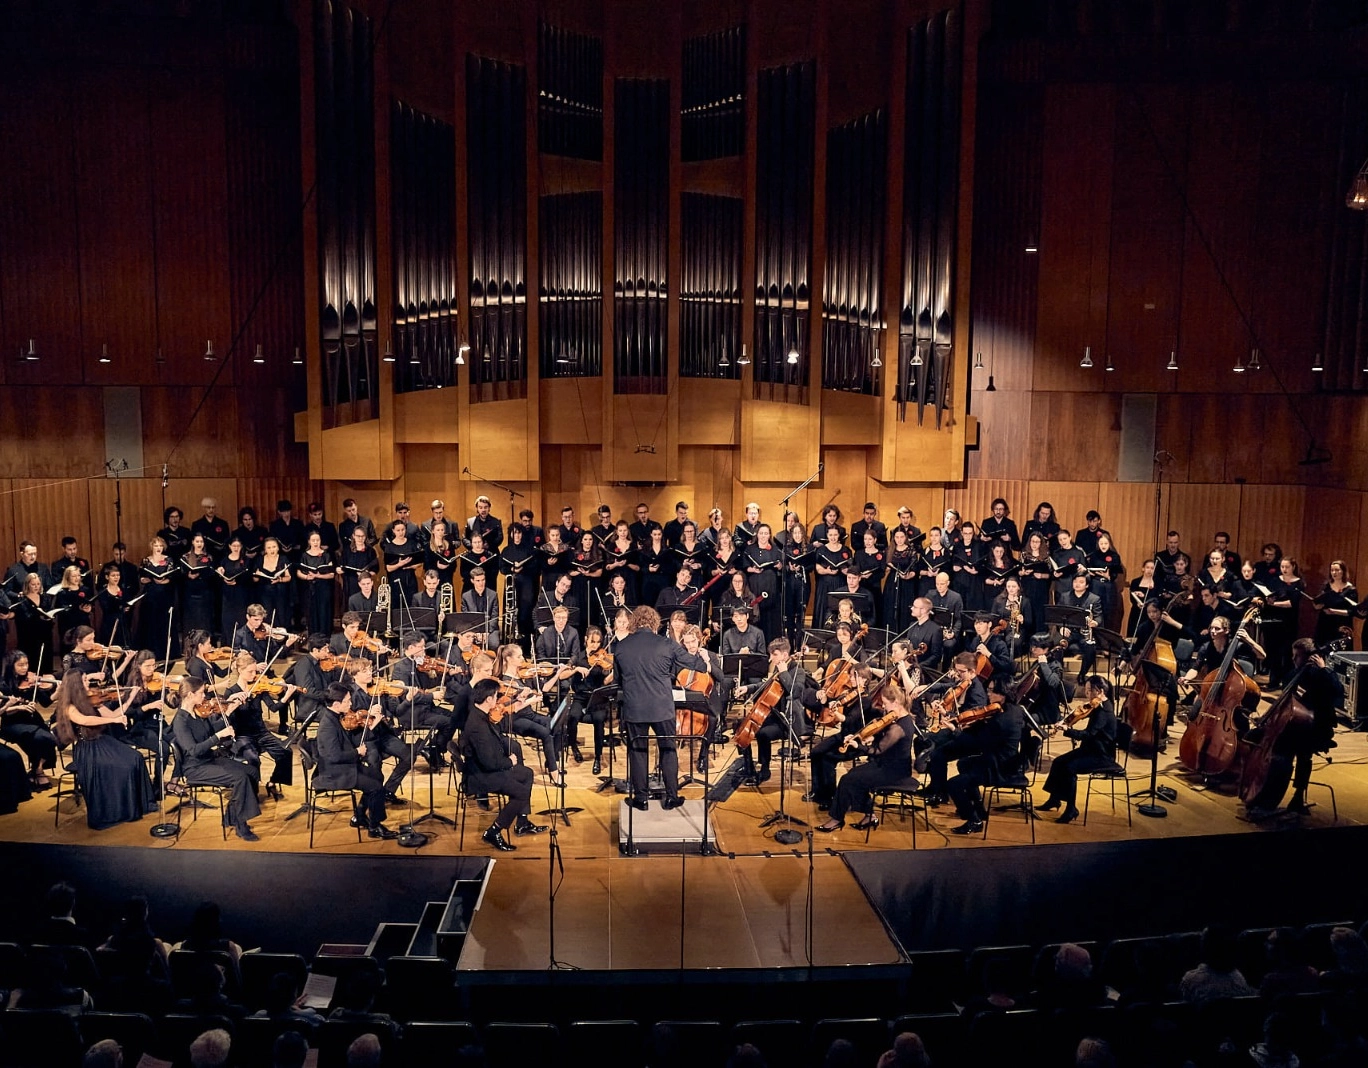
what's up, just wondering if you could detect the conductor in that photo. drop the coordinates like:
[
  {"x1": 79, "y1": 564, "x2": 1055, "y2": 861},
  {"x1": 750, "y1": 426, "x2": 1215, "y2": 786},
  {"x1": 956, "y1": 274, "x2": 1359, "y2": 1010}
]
[{"x1": 612, "y1": 605, "x2": 704, "y2": 811}]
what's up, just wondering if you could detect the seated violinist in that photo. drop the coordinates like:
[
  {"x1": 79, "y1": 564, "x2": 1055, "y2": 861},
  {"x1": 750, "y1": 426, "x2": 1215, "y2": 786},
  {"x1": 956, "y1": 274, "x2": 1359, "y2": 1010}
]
[
  {"x1": 460, "y1": 677, "x2": 544, "y2": 851},
  {"x1": 62, "y1": 625, "x2": 134, "y2": 681},
  {"x1": 945, "y1": 678, "x2": 1025, "y2": 835},
  {"x1": 824, "y1": 573, "x2": 873, "y2": 628},
  {"x1": 342, "y1": 661, "x2": 412, "y2": 805},
  {"x1": 169, "y1": 677, "x2": 261, "y2": 841},
  {"x1": 814, "y1": 683, "x2": 916, "y2": 833},
  {"x1": 389, "y1": 632, "x2": 456, "y2": 770},
  {"x1": 493, "y1": 644, "x2": 560, "y2": 783},
  {"x1": 328, "y1": 612, "x2": 387, "y2": 668},
  {"x1": 315, "y1": 683, "x2": 398, "y2": 840},
  {"x1": 1039, "y1": 675, "x2": 1118, "y2": 825},
  {"x1": 912, "y1": 651, "x2": 990, "y2": 806},
  {"x1": 232, "y1": 604, "x2": 300, "y2": 663},
  {"x1": 804, "y1": 661, "x2": 876, "y2": 811},
  {"x1": 222, "y1": 653, "x2": 296, "y2": 801}
]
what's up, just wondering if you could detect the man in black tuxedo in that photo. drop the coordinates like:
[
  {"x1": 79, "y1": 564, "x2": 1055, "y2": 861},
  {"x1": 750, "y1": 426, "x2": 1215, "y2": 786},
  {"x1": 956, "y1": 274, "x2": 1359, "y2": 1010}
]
[{"x1": 612, "y1": 605, "x2": 705, "y2": 810}]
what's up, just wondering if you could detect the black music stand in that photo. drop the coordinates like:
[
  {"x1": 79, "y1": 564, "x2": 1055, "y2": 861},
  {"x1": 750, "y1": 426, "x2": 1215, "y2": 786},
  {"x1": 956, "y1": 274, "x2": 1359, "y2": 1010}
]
[
  {"x1": 1092, "y1": 626, "x2": 1128, "y2": 689},
  {"x1": 757, "y1": 696, "x2": 808, "y2": 845},
  {"x1": 825, "y1": 589, "x2": 875, "y2": 623},
  {"x1": 673, "y1": 689, "x2": 713, "y2": 789},
  {"x1": 403, "y1": 607, "x2": 438, "y2": 638},
  {"x1": 356, "y1": 612, "x2": 391, "y2": 645},
  {"x1": 800, "y1": 629, "x2": 834, "y2": 658},
  {"x1": 1044, "y1": 605, "x2": 1091, "y2": 632},
  {"x1": 1130, "y1": 658, "x2": 1174, "y2": 818},
  {"x1": 536, "y1": 692, "x2": 583, "y2": 822},
  {"x1": 589, "y1": 684, "x2": 629, "y2": 793},
  {"x1": 721, "y1": 652, "x2": 767, "y2": 682},
  {"x1": 533, "y1": 605, "x2": 581, "y2": 632},
  {"x1": 654, "y1": 601, "x2": 702, "y2": 628}
]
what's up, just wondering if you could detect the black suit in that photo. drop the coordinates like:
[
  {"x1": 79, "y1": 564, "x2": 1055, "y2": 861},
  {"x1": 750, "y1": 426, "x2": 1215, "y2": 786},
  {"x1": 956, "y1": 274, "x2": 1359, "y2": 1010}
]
[
  {"x1": 172, "y1": 710, "x2": 260, "y2": 830},
  {"x1": 460, "y1": 709, "x2": 533, "y2": 831},
  {"x1": 1042, "y1": 699, "x2": 1117, "y2": 806},
  {"x1": 313, "y1": 708, "x2": 386, "y2": 827},
  {"x1": 613, "y1": 628, "x2": 704, "y2": 800}
]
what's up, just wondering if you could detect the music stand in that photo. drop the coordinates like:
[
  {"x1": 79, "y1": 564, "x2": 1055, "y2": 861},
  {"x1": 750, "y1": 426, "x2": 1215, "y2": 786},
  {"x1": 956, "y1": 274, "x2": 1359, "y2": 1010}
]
[
  {"x1": 356, "y1": 612, "x2": 391, "y2": 644},
  {"x1": 1130, "y1": 658, "x2": 1174, "y2": 818},
  {"x1": 536, "y1": 692, "x2": 584, "y2": 822},
  {"x1": 673, "y1": 689, "x2": 713, "y2": 788},
  {"x1": 721, "y1": 652, "x2": 767, "y2": 681},
  {"x1": 800, "y1": 629, "x2": 834, "y2": 658},
  {"x1": 1044, "y1": 605, "x2": 1091, "y2": 631},
  {"x1": 654, "y1": 602, "x2": 702, "y2": 627},
  {"x1": 403, "y1": 607, "x2": 437, "y2": 636},
  {"x1": 825, "y1": 590, "x2": 875, "y2": 622},
  {"x1": 589, "y1": 684, "x2": 629, "y2": 793},
  {"x1": 1092, "y1": 626, "x2": 1128, "y2": 688},
  {"x1": 533, "y1": 605, "x2": 581, "y2": 631}
]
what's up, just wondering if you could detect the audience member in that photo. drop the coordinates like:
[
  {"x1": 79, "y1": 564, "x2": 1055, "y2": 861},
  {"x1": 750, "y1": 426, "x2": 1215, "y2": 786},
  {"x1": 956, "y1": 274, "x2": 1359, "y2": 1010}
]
[
  {"x1": 188, "y1": 1027, "x2": 232, "y2": 1068},
  {"x1": 1075, "y1": 1036, "x2": 1118, "y2": 1068},
  {"x1": 251, "y1": 971, "x2": 325, "y2": 1034},
  {"x1": 327, "y1": 967, "x2": 402, "y2": 1046},
  {"x1": 176, "y1": 901, "x2": 244, "y2": 964},
  {"x1": 1259, "y1": 928, "x2": 1319, "y2": 1001},
  {"x1": 1322, "y1": 927, "x2": 1368, "y2": 993},
  {"x1": 36, "y1": 881, "x2": 91, "y2": 948},
  {"x1": 81, "y1": 1040, "x2": 124, "y2": 1068},
  {"x1": 347, "y1": 1033, "x2": 384, "y2": 1068},
  {"x1": 725, "y1": 1043, "x2": 768, "y2": 1068},
  {"x1": 891, "y1": 1031, "x2": 932, "y2": 1068},
  {"x1": 1035, "y1": 942, "x2": 1111, "y2": 1010},
  {"x1": 173, "y1": 956, "x2": 247, "y2": 1021},
  {"x1": 1181, "y1": 925, "x2": 1256, "y2": 1004},
  {"x1": 13, "y1": 944, "x2": 94, "y2": 1013},
  {"x1": 270, "y1": 1030, "x2": 310, "y2": 1068}
]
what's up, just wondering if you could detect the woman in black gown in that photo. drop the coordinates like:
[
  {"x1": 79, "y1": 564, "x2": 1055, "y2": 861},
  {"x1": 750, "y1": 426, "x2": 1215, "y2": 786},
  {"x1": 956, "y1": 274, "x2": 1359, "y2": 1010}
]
[
  {"x1": 636, "y1": 527, "x2": 671, "y2": 611},
  {"x1": 499, "y1": 524, "x2": 539, "y2": 643},
  {"x1": 745, "y1": 524, "x2": 783, "y2": 641},
  {"x1": 423, "y1": 522, "x2": 459, "y2": 591},
  {"x1": 255, "y1": 537, "x2": 293, "y2": 631},
  {"x1": 178, "y1": 533, "x2": 216, "y2": 638},
  {"x1": 381, "y1": 521, "x2": 421, "y2": 605},
  {"x1": 53, "y1": 565, "x2": 93, "y2": 654},
  {"x1": 812, "y1": 527, "x2": 852, "y2": 628},
  {"x1": 95, "y1": 566, "x2": 133, "y2": 646},
  {"x1": 569, "y1": 531, "x2": 605, "y2": 629},
  {"x1": 0, "y1": 649, "x2": 58, "y2": 790},
  {"x1": 296, "y1": 531, "x2": 336, "y2": 638},
  {"x1": 1019, "y1": 532, "x2": 1054, "y2": 631},
  {"x1": 14, "y1": 573, "x2": 55, "y2": 673},
  {"x1": 215, "y1": 535, "x2": 253, "y2": 643},
  {"x1": 52, "y1": 670, "x2": 152, "y2": 830},
  {"x1": 1314, "y1": 559, "x2": 1357, "y2": 647},
  {"x1": 136, "y1": 537, "x2": 176, "y2": 652},
  {"x1": 232, "y1": 508, "x2": 265, "y2": 567},
  {"x1": 782, "y1": 523, "x2": 813, "y2": 643},
  {"x1": 883, "y1": 527, "x2": 918, "y2": 634},
  {"x1": 601, "y1": 521, "x2": 638, "y2": 605},
  {"x1": 340, "y1": 525, "x2": 377, "y2": 602}
]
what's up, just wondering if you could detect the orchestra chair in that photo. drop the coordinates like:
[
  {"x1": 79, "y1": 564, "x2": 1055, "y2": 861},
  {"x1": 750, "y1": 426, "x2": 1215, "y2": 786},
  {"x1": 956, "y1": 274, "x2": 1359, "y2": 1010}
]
[
  {"x1": 239, "y1": 950, "x2": 308, "y2": 1012},
  {"x1": 0, "y1": 1008, "x2": 85, "y2": 1068},
  {"x1": 732, "y1": 1020, "x2": 804, "y2": 1068},
  {"x1": 811, "y1": 1018, "x2": 890, "y2": 1067},
  {"x1": 566, "y1": 1019, "x2": 644, "y2": 1068},
  {"x1": 168, "y1": 741, "x2": 230, "y2": 841},
  {"x1": 869, "y1": 775, "x2": 930, "y2": 847},
  {"x1": 982, "y1": 769, "x2": 1036, "y2": 844},
  {"x1": 29, "y1": 942, "x2": 100, "y2": 996},
  {"x1": 1083, "y1": 721, "x2": 1134, "y2": 827},
  {"x1": 484, "y1": 1021, "x2": 562, "y2": 1063},
  {"x1": 450, "y1": 748, "x2": 509, "y2": 850},
  {"x1": 52, "y1": 743, "x2": 83, "y2": 829},
  {"x1": 296, "y1": 744, "x2": 362, "y2": 849},
  {"x1": 403, "y1": 1021, "x2": 481, "y2": 1064},
  {"x1": 78, "y1": 1012, "x2": 156, "y2": 1066}
]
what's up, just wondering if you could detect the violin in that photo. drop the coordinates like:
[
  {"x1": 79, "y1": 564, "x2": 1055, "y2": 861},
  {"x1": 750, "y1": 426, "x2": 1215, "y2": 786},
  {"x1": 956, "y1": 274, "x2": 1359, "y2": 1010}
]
[
  {"x1": 350, "y1": 631, "x2": 388, "y2": 654},
  {"x1": 587, "y1": 650, "x2": 615, "y2": 672},
  {"x1": 1051, "y1": 694, "x2": 1104, "y2": 734},
  {"x1": 955, "y1": 702, "x2": 1004, "y2": 728},
  {"x1": 249, "y1": 677, "x2": 292, "y2": 698},
  {"x1": 144, "y1": 672, "x2": 185, "y2": 693},
  {"x1": 204, "y1": 647, "x2": 236, "y2": 666},
  {"x1": 85, "y1": 644, "x2": 125, "y2": 660},
  {"x1": 194, "y1": 695, "x2": 233, "y2": 720},
  {"x1": 839, "y1": 707, "x2": 904, "y2": 752},
  {"x1": 341, "y1": 705, "x2": 383, "y2": 730},
  {"x1": 517, "y1": 662, "x2": 558, "y2": 679},
  {"x1": 364, "y1": 679, "x2": 408, "y2": 698},
  {"x1": 927, "y1": 676, "x2": 972, "y2": 732}
]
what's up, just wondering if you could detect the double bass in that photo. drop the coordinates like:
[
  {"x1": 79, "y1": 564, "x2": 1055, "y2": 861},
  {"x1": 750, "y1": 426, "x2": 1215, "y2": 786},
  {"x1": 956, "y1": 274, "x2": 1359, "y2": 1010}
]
[
  {"x1": 1178, "y1": 602, "x2": 1262, "y2": 776},
  {"x1": 1238, "y1": 632, "x2": 1350, "y2": 808},
  {"x1": 1123, "y1": 592, "x2": 1183, "y2": 753}
]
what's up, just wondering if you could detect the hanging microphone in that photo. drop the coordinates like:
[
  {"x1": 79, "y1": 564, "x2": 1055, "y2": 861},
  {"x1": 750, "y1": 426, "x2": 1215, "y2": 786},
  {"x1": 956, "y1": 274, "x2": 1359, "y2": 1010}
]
[{"x1": 161, "y1": 463, "x2": 169, "y2": 489}]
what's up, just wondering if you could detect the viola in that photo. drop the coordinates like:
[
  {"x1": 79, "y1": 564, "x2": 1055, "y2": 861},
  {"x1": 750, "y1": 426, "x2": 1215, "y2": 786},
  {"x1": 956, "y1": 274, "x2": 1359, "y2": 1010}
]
[
  {"x1": 839, "y1": 707, "x2": 904, "y2": 752},
  {"x1": 517, "y1": 662, "x2": 557, "y2": 679},
  {"x1": 341, "y1": 705, "x2": 383, "y2": 731},
  {"x1": 955, "y1": 702, "x2": 1004, "y2": 728},
  {"x1": 249, "y1": 677, "x2": 291, "y2": 698},
  {"x1": 350, "y1": 631, "x2": 388, "y2": 654},
  {"x1": 144, "y1": 672, "x2": 185, "y2": 693},
  {"x1": 1051, "y1": 693, "x2": 1104, "y2": 734},
  {"x1": 85, "y1": 644, "x2": 124, "y2": 660}
]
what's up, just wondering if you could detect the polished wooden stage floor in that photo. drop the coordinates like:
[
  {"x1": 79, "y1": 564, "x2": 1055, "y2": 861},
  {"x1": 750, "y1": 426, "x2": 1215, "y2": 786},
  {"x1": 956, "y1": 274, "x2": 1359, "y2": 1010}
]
[{"x1": 2, "y1": 708, "x2": 1364, "y2": 860}]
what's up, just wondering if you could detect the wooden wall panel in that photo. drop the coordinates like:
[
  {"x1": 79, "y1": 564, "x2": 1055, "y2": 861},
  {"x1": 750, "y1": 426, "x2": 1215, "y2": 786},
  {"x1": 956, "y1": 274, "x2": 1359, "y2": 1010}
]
[
  {"x1": 1236, "y1": 485, "x2": 1306, "y2": 570},
  {"x1": 324, "y1": 481, "x2": 403, "y2": 541},
  {"x1": 88, "y1": 477, "x2": 174, "y2": 559},
  {"x1": 1300, "y1": 488, "x2": 1362, "y2": 591},
  {"x1": 1024, "y1": 481, "x2": 1099, "y2": 540},
  {"x1": 0, "y1": 482, "x2": 15, "y2": 567},
  {"x1": 1097, "y1": 480, "x2": 1157, "y2": 573},
  {"x1": 1025, "y1": 392, "x2": 1120, "y2": 481},
  {"x1": 1160, "y1": 483, "x2": 1241, "y2": 557},
  {"x1": 965, "y1": 389, "x2": 1032, "y2": 480},
  {"x1": 141, "y1": 388, "x2": 241, "y2": 480},
  {"x1": 0, "y1": 389, "x2": 104, "y2": 479},
  {"x1": 73, "y1": 67, "x2": 158, "y2": 387},
  {"x1": 9, "y1": 478, "x2": 98, "y2": 565},
  {"x1": 949, "y1": 479, "x2": 1031, "y2": 532}
]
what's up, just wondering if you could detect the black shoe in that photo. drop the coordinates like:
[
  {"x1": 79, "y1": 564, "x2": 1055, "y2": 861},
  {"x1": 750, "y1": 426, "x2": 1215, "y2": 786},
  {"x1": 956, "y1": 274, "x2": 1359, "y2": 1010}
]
[
  {"x1": 349, "y1": 815, "x2": 363, "y2": 828},
  {"x1": 265, "y1": 783, "x2": 284, "y2": 802},
  {"x1": 661, "y1": 795, "x2": 685, "y2": 810},
  {"x1": 756, "y1": 765, "x2": 771, "y2": 784},
  {"x1": 696, "y1": 755, "x2": 709, "y2": 773},
  {"x1": 951, "y1": 819, "x2": 983, "y2": 835},
  {"x1": 852, "y1": 816, "x2": 879, "y2": 831},
  {"x1": 482, "y1": 825, "x2": 517, "y2": 851},
  {"x1": 383, "y1": 790, "x2": 402, "y2": 805},
  {"x1": 515, "y1": 819, "x2": 548, "y2": 835},
  {"x1": 1039, "y1": 798, "x2": 1061, "y2": 812},
  {"x1": 592, "y1": 758, "x2": 602, "y2": 775},
  {"x1": 1057, "y1": 806, "x2": 1079, "y2": 825},
  {"x1": 815, "y1": 819, "x2": 843, "y2": 833},
  {"x1": 234, "y1": 824, "x2": 260, "y2": 842},
  {"x1": 626, "y1": 797, "x2": 649, "y2": 812},
  {"x1": 571, "y1": 746, "x2": 584, "y2": 764},
  {"x1": 368, "y1": 823, "x2": 400, "y2": 840},
  {"x1": 475, "y1": 795, "x2": 491, "y2": 811},
  {"x1": 913, "y1": 752, "x2": 932, "y2": 774},
  {"x1": 1286, "y1": 797, "x2": 1311, "y2": 814}
]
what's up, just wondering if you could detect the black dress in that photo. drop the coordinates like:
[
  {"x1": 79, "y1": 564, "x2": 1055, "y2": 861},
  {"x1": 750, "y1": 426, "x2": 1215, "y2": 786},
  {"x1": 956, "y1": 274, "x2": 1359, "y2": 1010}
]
[
  {"x1": 53, "y1": 588, "x2": 92, "y2": 651},
  {"x1": 636, "y1": 544, "x2": 670, "y2": 610},
  {"x1": 298, "y1": 551, "x2": 337, "y2": 637},
  {"x1": 255, "y1": 556, "x2": 293, "y2": 629},
  {"x1": 1314, "y1": 582, "x2": 1358, "y2": 647},
  {"x1": 216, "y1": 556, "x2": 253, "y2": 640},
  {"x1": 15, "y1": 597, "x2": 55, "y2": 673},
  {"x1": 812, "y1": 544, "x2": 852, "y2": 628},
  {"x1": 178, "y1": 552, "x2": 216, "y2": 637},
  {"x1": 340, "y1": 545, "x2": 378, "y2": 601},
  {"x1": 499, "y1": 542, "x2": 540, "y2": 641},
  {"x1": 68, "y1": 720, "x2": 153, "y2": 831},
  {"x1": 0, "y1": 745, "x2": 31, "y2": 813},
  {"x1": 137, "y1": 559, "x2": 177, "y2": 650}
]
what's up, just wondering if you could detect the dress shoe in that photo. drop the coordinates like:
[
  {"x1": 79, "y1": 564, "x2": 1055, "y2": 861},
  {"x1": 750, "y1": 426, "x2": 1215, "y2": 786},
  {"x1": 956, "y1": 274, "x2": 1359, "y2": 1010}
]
[
  {"x1": 570, "y1": 745, "x2": 584, "y2": 764},
  {"x1": 815, "y1": 819, "x2": 843, "y2": 833},
  {"x1": 950, "y1": 819, "x2": 983, "y2": 835},
  {"x1": 515, "y1": 819, "x2": 548, "y2": 835},
  {"x1": 265, "y1": 783, "x2": 284, "y2": 802},
  {"x1": 1057, "y1": 806, "x2": 1079, "y2": 825},
  {"x1": 1038, "y1": 798, "x2": 1062, "y2": 812},
  {"x1": 661, "y1": 795, "x2": 685, "y2": 810},
  {"x1": 475, "y1": 795, "x2": 491, "y2": 811},
  {"x1": 756, "y1": 765, "x2": 771, "y2": 784},
  {"x1": 349, "y1": 815, "x2": 363, "y2": 828},
  {"x1": 852, "y1": 816, "x2": 879, "y2": 831},
  {"x1": 591, "y1": 758, "x2": 602, "y2": 775},
  {"x1": 626, "y1": 797, "x2": 649, "y2": 812},
  {"x1": 383, "y1": 790, "x2": 402, "y2": 805},
  {"x1": 1286, "y1": 797, "x2": 1311, "y2": 814},
  {"x1": 234, "y1": 824, "x2": 260, "y2": 842},
  {"x1": 368, "y1": 823, "x2": 400, "y2": 840},
  {"x1": 481, "y1": 825, "x2": 516, "y2": 851}
]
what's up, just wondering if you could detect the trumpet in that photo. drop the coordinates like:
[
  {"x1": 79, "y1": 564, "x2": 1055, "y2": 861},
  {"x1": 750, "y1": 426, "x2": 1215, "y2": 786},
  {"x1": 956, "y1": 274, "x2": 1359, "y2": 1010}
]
[
  {"x1": 438, "y1": 582, "x2": 454, "y2": 621},
  {"x1": 502, "y1": 574, "x2": 520, "y2": 641}
]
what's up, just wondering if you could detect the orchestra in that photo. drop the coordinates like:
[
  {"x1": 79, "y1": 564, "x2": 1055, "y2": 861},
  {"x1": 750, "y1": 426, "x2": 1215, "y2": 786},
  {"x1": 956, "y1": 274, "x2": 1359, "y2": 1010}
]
[{"x1": 0, "y1": 491, "x2": 1356, "y2": 850}]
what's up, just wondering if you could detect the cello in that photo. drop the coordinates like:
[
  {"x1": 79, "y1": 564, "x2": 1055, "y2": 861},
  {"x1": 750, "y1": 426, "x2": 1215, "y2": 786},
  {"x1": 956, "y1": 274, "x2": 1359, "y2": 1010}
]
[
  {"x1": 1123, "y1": 592, "x2": 1183, "y2": 753},
  {"x1": 1238, "y1": 632, "x2": 1350, "y2": 808},
  {"x1": 1178, "y1": 602, "x2": 1262, "y2": 776},
  {"x1": 735, "y1": 673, "x2": 784, "y2": 748}
]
